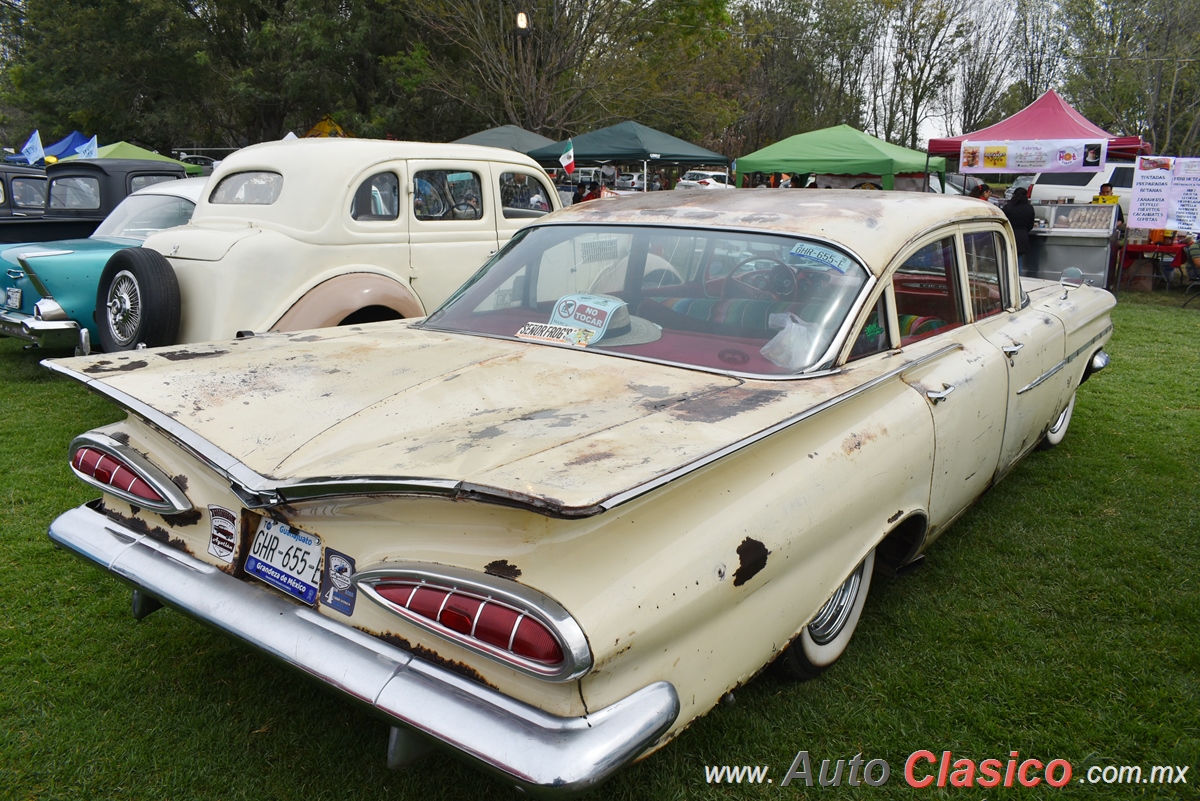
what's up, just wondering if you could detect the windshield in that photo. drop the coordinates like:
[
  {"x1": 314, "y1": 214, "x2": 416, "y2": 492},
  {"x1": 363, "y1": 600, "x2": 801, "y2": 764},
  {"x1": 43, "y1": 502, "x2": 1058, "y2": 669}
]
[
  {"x1": 422, "y1": 224, "x2": 870, "y2": 376},
  {"x1": 93, "y1": 193, "x2": 196, "y2": 239}
]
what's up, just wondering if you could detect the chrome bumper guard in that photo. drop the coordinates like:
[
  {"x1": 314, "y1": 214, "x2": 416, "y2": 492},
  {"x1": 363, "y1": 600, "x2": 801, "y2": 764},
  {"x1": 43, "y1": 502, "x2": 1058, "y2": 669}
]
[
  {"x1": 49, "y1": 503, "x2": 680, "y2": 796},
  {"x1": 0, "y1": 309, "x2": 80, "y2": 349}
]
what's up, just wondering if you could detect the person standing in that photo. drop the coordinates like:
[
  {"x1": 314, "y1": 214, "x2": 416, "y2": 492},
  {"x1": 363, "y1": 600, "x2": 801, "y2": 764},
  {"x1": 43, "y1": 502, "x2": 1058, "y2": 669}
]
[
  {"x1": 1098, "y1": 183, "x2": 1125, "y2": 230},
  {"x1": 1003, "y1": 187, "x2": 1036, "y2": 276},
  {"x1": 968, "y1": 183, "x2": 993, "y2": 202}
]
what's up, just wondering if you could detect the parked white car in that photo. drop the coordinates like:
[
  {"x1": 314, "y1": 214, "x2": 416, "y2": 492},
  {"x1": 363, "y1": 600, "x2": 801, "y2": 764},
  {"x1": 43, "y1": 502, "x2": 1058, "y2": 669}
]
[
  {"x1": 674, "y1": 170, "x2": 732, "y2": 190},
  {"x1": 1029, "y1": 164, "x2": 1133, "y2": 215},
  {"x1": 95, "y1": 139, "x2": 559, "y2": 351}
]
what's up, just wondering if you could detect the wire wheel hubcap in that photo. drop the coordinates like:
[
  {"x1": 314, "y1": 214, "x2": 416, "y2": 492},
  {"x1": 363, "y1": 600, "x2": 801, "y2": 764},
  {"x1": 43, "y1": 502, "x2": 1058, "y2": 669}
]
[
  {"x1": 106, "y1": 270, "x2": 141, "y2": 346},
  {"x1": 807, "y1": 560, "x2": 866, "y2": 645}
]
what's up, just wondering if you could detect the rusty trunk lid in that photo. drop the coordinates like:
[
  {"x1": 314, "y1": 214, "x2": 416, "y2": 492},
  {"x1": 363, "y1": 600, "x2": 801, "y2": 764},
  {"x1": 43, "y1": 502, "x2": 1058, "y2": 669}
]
[{"x1": 47, "y1": 323, "x2": 853, "y2": 513}]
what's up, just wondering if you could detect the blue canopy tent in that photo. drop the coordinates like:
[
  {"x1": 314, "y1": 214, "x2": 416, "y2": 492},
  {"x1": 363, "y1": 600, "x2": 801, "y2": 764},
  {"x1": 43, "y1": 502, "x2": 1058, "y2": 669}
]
[{"x1": 5, "y1": 130, "x2": 92, "y2": 165}]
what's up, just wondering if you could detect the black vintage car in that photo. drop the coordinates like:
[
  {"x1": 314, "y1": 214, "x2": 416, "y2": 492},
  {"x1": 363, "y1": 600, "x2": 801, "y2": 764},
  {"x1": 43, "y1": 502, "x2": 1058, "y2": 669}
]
[
  {"x1": 0, "y1": 158, "x2": 186, "y2": 244},
  {"x1": 0, "y1": 163, "x2": 49, "y2": 221}
]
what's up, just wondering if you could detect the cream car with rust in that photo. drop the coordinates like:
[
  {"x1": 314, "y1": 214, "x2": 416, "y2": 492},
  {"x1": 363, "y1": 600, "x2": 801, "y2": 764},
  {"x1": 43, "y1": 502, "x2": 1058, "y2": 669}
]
[
  {"x1": 46, "y1": 190, "x2": 1113, "y2": 794},
  {"x1": 92, "y1": 138, "x2": 558, "y2": 351}
]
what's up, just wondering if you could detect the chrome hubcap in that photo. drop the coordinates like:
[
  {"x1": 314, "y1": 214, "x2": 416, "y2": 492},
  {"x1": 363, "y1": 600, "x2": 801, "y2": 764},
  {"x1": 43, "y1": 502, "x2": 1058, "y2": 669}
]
[
  {"x1": 807, "y1": 560, "x2": 865, "y2": 645},
  {"x1": 106, "y1": 270, "x2": 141, "y2": 346}
]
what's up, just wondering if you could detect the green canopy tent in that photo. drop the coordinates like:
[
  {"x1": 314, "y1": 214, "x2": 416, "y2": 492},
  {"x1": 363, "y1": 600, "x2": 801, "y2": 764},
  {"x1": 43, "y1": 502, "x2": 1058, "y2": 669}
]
[
  {"x1": 452, "y1": 125, "x2": 555, "y2": 155},
  {"x1": 735, "y1": 125, "x2": 944, "y2": 190},
  {"x1": 64, "y1": 141, "x2": 203, "y2": 176},
  {"x1": 527, "y1": 121, "x2": 728, "y2": 179}
]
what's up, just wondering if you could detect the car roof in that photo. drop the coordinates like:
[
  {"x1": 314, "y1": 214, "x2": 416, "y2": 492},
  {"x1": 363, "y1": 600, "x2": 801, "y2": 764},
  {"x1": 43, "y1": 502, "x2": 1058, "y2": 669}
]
[
  {"x1": 217, "y1": 138, "x2": 547, "y2": 175},
  {"x1": 539, "y1": 189, "x2": 1006, "y2": 277},
  {"x1": 130, "y1": 176, "x2": 209, "y2": 203}
]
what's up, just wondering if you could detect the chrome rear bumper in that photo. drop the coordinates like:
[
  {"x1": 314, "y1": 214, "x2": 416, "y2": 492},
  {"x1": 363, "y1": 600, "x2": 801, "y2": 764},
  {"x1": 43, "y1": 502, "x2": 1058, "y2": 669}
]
[
  {"x1": 49, "y1": 502, "x2": 679, "y2": 796},
  {"x1": 0, "y1": 308, "x2": 80, "y2": 349}
]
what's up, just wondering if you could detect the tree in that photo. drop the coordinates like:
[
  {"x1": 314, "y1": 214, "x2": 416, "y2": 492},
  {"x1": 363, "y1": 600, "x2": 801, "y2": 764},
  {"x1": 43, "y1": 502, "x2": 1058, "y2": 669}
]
[
  {"x1": 406, "y1": 0, "x2": 729, "y2": 137},
  {"x1": 937, "y1": 0, "x2": 1014, "y2": 135}
]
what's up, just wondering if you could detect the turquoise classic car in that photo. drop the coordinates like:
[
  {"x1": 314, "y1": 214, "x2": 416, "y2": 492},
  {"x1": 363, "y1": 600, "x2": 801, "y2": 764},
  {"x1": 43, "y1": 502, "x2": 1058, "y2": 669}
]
[{"x1": 0, "y1": 177, "x2": 206, "y2": 352}]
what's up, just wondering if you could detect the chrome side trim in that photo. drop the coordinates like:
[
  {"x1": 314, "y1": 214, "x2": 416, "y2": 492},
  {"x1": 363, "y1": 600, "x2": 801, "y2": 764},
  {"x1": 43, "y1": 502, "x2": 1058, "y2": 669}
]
[
  {"x1": 69, "y1": 432, "x2": 193, "y2": 514},
  {"x1": 1016, "y1": 360, "x2": 1065, "y2": 395},
  {"x1": 354, "y1": 562, "x2": 592, "y2": 681},
  {"x1": 48, "y1": 504, "x2": 679, "y2": 795},
  {"x1": 47, "y1": 346, "x2": 964, "y2": 518},
  {"x1": 1017, "y1": 323, "x2": 1113, "y2": 395},
  {"x1": 17, "y1": 252, "x2": 74, "y2": 299}
]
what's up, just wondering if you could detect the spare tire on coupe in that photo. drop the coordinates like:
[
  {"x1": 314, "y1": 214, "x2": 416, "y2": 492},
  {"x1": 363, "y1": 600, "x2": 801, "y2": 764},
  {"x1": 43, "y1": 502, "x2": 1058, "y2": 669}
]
[{"x1": 95, "y1": 248, "x2": 181, "y2": 352}]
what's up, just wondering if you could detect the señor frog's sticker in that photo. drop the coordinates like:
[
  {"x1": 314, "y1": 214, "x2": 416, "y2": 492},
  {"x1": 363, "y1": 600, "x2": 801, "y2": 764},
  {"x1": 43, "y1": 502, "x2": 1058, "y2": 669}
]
[
  {"x1": 516, "y1": 321, "x2": 595, "y2": 346},
  {"x1": 788, "y1": 243, "x2": 854, "y2": 274}
]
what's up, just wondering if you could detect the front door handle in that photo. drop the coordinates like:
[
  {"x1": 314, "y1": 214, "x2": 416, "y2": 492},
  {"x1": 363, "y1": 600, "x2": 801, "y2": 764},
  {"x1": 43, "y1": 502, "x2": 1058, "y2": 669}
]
[
  {"x1": 927, "y1": 384, "x2": 955, "y2": 404},
  {"x1": 6, "y1": 269, "x2": 23, "y2": 279},
  {"x1": 1002, "y1": 343, "x2": 1025, "y2": 359}
]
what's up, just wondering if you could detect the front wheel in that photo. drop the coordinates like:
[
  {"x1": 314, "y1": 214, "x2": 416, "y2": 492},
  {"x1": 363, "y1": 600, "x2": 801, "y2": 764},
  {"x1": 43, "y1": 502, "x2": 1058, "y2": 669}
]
[
  {"x1": 774, "y1": 549, "x2": 875, "y2": 681},
  {"x1": 1038, "y1": 392, "x2": 1076, "y2": 450},
  {"x1": 95, "y1": 248, "x2": 180, "y2": 352}
]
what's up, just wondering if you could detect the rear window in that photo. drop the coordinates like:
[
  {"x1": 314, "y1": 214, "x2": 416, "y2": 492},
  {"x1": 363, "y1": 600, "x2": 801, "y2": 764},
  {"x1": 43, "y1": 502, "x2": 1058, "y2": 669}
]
[
  {"x1": 1034, "y1": 173, "x2": 1095, "y2": 187},
  {"x1": 1108, "y1": 166, "x2": 1134, "y2": 188},
  {"x1": 210, "y1": 171, "x2": 284, "y2": 205},
  {"x1": 130, "y1": 174, "x2": 181, "y2": 193},
  {"x1": 49, "y1": 176, "x2": 101, "y2": 210}
]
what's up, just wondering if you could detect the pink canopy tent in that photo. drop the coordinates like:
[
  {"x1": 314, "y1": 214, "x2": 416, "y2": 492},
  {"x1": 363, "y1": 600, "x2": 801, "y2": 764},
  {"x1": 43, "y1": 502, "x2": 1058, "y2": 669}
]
[{"x1": 927, "y1": 90, "x2": 1147, "y2": 160}]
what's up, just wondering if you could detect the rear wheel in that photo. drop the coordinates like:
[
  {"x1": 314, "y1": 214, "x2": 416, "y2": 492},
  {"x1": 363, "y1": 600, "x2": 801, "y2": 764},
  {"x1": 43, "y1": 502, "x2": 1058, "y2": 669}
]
[
  {"x1": 774, "y1": 549, "x2": 875, "y2": 680},
  {"x1": 1038, "y1": 392, "x2": 1076, "y2": 450},
  {"x1": 96, "y1": 248, "x2": 180, "y2": 351}
]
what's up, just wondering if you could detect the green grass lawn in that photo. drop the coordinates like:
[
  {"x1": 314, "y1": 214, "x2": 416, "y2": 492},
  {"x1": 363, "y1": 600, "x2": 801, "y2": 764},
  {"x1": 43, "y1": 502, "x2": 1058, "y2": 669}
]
[{"x1": 1, "y1": 289, "x2": 1197, "y2": 800}]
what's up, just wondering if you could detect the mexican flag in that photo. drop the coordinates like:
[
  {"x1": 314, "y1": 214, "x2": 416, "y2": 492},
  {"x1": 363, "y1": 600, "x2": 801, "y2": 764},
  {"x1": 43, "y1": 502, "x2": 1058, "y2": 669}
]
[{"x1": 559, "y1": 139, "x2": 575, "y2": 175}]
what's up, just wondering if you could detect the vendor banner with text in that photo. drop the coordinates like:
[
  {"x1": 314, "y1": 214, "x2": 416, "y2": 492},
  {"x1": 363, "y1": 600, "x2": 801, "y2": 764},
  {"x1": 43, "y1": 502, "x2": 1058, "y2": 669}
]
[
  {"x1": 1128, "y1": 156, "x2": 1200, "y2": 230},
  {"x1": 958, "y1": 139, "x2": 1107, "y2": 174}
]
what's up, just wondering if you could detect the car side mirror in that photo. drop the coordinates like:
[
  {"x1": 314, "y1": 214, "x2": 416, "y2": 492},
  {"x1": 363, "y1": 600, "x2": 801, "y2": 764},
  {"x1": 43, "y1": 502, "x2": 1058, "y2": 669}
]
[{"x1": 1060, "y1": 267, "x2": 1084, "y2": 298}]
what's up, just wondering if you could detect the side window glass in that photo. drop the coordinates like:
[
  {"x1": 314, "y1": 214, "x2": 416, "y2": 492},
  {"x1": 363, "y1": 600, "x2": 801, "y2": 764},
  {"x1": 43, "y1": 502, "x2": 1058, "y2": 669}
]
[
  {"x1": 413, "y1": 169, "x2": 481, "y2": 221},
  {"x1": 499, "y1": 172, "x2": 552, "y2": 219},
  {"x1": 210, "y1": 171, "x2": 284, "y2": 205},
  {"x1": 12, "y1": 177, "x2": 45, "y2": 208},
  {"x1": 893, "y1": 236, "x2": 964, "y2": 345},
  {"x1": 0, "y1": 180, "x2": 6, "y2": 204},
  {"x1": 964, "y1": 231, "x2": 1006, "y2": 320},
  {"x1": 351, "y1": 171, "x2": 399, "y2": 221},
  {"x1": 130, "y1": 174, "x2": 179, "y2": 193},
  {"x1": 49, "y1": 176, "x2": 101, "y2": 210},
  {"x1": 849, "y1": 294, "x2": 890, "y2": 360}
]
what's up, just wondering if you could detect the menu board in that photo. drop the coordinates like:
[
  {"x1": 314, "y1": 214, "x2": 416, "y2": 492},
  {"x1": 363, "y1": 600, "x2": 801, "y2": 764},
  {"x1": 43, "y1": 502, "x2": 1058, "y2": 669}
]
[
  {"x1": 1128, "y1": 156, "x2": 1200, "y2": 230},
  {"x1": 959, "y1": 138, "x2": 1107, "y2": 174}
]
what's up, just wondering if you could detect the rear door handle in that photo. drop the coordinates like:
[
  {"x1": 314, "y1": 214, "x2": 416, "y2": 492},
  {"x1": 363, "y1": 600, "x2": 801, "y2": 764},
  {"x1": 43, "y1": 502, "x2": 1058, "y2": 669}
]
[
  {"x1": 6, "y1": 269, "x2": 23, "y2": 279},
  {"x1": 927, "y1": 384, "x2": 955, "y2": 404},
  {"x1": 1002, "y1": 343, "x2": 1025, "y2": 359}
]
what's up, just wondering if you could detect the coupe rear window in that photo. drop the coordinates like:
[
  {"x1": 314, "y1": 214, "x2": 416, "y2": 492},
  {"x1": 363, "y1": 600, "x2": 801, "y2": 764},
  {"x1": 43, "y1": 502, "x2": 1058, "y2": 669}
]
[
  {"x1": 11, "y1": 177, "x2": 45, "y2": 208},
  {"x1": 422, "y1": 224, "x2": 870, "y2": 376},
  {"x1": 210, "y1": 171, "x2": 284, "y2": 205},
  {"x1": 49, "y1": 176, "x2": 101, "y2": 210}
]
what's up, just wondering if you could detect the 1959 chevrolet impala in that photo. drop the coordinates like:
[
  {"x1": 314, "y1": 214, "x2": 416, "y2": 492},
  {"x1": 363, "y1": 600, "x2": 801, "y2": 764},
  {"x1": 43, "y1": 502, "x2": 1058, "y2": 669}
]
[{"x1": 44, "y1": 190, "x2": 1113, "y2": 795}]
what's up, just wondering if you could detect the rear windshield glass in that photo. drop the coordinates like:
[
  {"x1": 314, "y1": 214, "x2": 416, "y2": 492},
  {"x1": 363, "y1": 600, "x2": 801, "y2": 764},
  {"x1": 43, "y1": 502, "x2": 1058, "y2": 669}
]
[
  {"x1": 93, "y1": 193, "x2": 196, "y2": 239},
  {"x1": 421, "y1": 224, "x2": 870, "y2": 376},
  {"x1": 210, "y1": 171, "x2": 284, "y2": 205},
  {"x1": 1034, "y1": 173, "x2": 1094, "y2": 187},
  {"x1": 48, "y1": 176, "x2": 101, "y2": 210}
]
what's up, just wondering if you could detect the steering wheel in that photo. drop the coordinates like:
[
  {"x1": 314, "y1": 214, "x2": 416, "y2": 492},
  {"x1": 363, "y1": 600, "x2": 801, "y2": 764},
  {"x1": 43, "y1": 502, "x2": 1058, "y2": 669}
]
[
  {"x1": 450, "y1": 202, "x2": 480, "y2": 219},
  {"x1": 720, "y1": 256, "x2": 797, "y2": 300}
]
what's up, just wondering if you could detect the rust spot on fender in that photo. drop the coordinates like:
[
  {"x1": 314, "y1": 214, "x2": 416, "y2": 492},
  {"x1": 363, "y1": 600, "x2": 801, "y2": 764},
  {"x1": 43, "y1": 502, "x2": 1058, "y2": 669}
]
[
  {"x1": 888, "y1": 509, "x2": 904, "y2": 523},
  {"x1": 161, "y1": 509, "x2": 202, "y2": 527},
  {"x1": 484, "y1": 559, "x2": 522, "y2": 581},
  {"x1": 157, "y1": 349, "x2": 229, "y2": 361},
  {"x1": 672, "y1": 387, "x2": 784, "y2": 423},
  {"x1": 732, "y1": 537, "x2": 770, "y2": 586},
  {"x1": 83, "y1": 359, "x2": 149, "y2": 374},
  {"x1": 367, "y1": 629, "x2": 496, "y2": 688},
  {"x1": 172, "y1": 474, "x2": 189, "y2": 491},
  {"x1": 109, "y1": 431, "x2": 131, "y2": 445},
  {"x1": 100, "y1": 503, "x2": 192, "y2": 555},
  {"x1": 842, "y1": 426, "x2": 885, "y2": 455}
]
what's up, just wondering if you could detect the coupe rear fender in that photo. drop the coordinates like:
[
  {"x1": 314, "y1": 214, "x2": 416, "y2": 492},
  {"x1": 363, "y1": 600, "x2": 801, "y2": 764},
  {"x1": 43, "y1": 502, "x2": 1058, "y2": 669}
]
[{"x1": 272, "y1": 272, "x2": 424, "y2": 331}]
